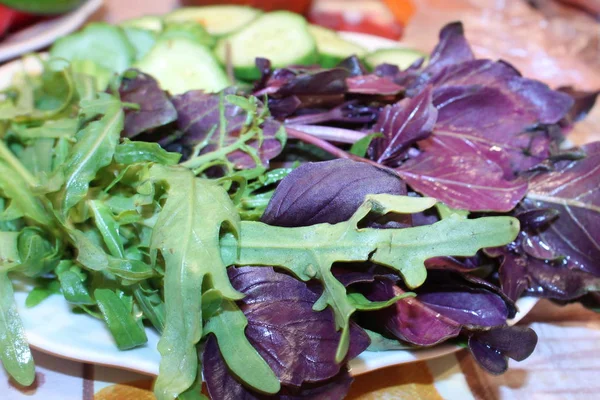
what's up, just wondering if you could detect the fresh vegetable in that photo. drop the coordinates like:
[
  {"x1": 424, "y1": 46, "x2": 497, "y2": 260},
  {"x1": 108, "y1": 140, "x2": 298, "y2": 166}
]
[
  {"x1": 365, "y1": 48, "x2": 426, "y2": 70},
  {"x1": 120, "y1": 15, "x2": 164, "y2": 32},
  {"x1": 0, "y1": 11, "x2": 598, "y2": 400},
  {"x1": 165, "y1": 5, "x2": 262, "y2": 37},
  {"x1": 134, "y1": 37, "x2": 230, "y2": 95},
  {"x1": 308, "y1": 24, "x2": 367, "y2": 68},
  {"x1": 215, "y1": 11, "x2": 318, "y2": 80}
]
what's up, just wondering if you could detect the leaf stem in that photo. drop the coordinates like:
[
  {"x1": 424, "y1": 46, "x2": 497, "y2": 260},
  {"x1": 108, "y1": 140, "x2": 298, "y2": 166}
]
[{"x1": 285, "y1": 127, "x2": 380, "y2": 168}]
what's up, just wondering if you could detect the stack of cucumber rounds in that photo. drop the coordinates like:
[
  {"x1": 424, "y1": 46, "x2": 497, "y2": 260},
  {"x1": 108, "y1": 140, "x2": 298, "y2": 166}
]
[{"x1": 48, "y1": 5, "x2": 426, "y2": 94}]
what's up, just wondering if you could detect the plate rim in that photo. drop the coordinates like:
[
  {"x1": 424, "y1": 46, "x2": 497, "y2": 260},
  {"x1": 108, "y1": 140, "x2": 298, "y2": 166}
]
[
  {"x1": 2, "y1": 29, "x2": 540, "y2": 378},
  {"x1": 0, "y1": 0, "x2": 102, "y2": 63}
]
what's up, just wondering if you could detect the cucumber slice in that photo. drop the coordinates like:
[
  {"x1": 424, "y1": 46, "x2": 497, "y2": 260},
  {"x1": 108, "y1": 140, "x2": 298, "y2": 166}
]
[
  {"x1": 308, "y1": 24, "x2": 366, "y2": 68},
  {"x1": 120, "y1": 16, "x2": 164, "y2": 32},
  {"x1": 161, "y1": 21, "x2": 215, "y2": 48},
  {"x1": 134, "y1": 38, "x2": 230, "y2": 95},
  {"x1": 215, "y1": 11, "x2": 317, "y2": 81},
  {"x1": 365, "y1": 48, "x2": 427, "y2": 70},
  {"x1": 165, "y1": 6, "x2": 262, "y2": 37},
  {"x1": 123, "y1": 27, "x2": 157, "y2": 61}
]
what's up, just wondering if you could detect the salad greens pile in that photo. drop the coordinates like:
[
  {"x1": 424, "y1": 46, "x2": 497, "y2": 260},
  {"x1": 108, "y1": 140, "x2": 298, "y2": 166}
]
[{"x1": 0, "y1": 6, "x2": 598, "y2": 400}]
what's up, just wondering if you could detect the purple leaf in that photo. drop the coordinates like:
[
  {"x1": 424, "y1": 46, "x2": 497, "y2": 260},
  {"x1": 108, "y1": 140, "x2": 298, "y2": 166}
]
[
  {"x1": 396, "y1": 151, "x2": 528, "y2": 212},
  {"x1": 468, "y1": 326, "x2": 537, "y2": 375},
  {"x1": 261, "y1": 159, "x2": 406, "y2": 227},
  {"x1": 425, "y1": 22, "x2": 474, "y2": 77},
  {"x1": 229, "y1": 266, "x2": 370, "y2": 386},
  {"x1": 492, "y1": 248, "x2": 600, "y2": 302},
  {"x1": 118, "y1": 69, "x2": 177, "y2": 138},
  {"x1": 284, "y1": 101, "x2": 378, "y2": 126},
  {"x1": 336, "y1": 55, "x2": 369, "y2": 77},
  {"x1": 360, "y1": 275, "x2": 509, "y2": 346},
  {"x1": 525, "y1": 142, "x2": 600, "y2": 275},
  {"x1": 276, "y1": 69, "x2": 350, "y2": 97},
  {"x1": 204, "y1": 336, "x2": 354, "y2": 400},
  {"x1": 345, "y1": 74, "x2": 403, "y2": 96},
  {"x1": 368, "y1": 87, "x2": 437, "y2": 166},
  {"x1": 172, "y1": 90, "x2": 284, "y2": 169}
]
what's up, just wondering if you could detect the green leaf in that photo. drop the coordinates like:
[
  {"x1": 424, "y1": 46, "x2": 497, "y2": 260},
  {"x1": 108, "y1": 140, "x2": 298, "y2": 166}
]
[
  {"x1": 107, "y1": 258, "x2": 153, "y2": 281},
  {"x1": 0, "y1": 232, "x2": 20, "y2": 271},
  {"x1": 89, "y1": 200, "x2": 125, "y2": 258},
  {"x1": 349, "y1": 133, "x2": 382, "y2": 157},
  {"x1": 347, "y1": 291, "x2": 415, "y2": 311},
  {"x1": 12, "y1": 119, "x2": 79, "y2": 140},
  {"x1": 114, "y1": 140, "x2": 181, "y2": 166},
  {"x1": 364, "y1": 329, "x2": 417, "y2": 352},
  {"x1": 54, "y1": 97, "x2": 123, "y2": 215},
  {"x1": 201, "y1": 289, "x2": 223, "y2": 321},
  {"x1": 58, "y1": 269, "x2": 95, "y2": 305},
  {"x1": 0, "y1": 272, "x2": 35, "y2": 386},
  {"x1": 436, "y1": 203, "x2": 469, "y2": 219},
  {"x1": 221, "y1": 195, "x2": 520, "y2": 361},
  {"x1": 16, "y1": 228, "x2": 59, "y2": 277},
  {"x1": 25, "y1": 280, "x2": 61, "y2": 308},
  {"x1": 150, "y1": 166, "x2": 242, "y2": 400},
  {"x1": 205, "y1": 299, "x2": 280, "y2": 394},
  {"x1": 133, "y1": 283, "x2": 165, "y2": 333},
  {"x1": 94, "y1": 288, "x2": 148, "y2": 350},
  {"x1": 0, "y1": 145, "x2": 52, "y2": 226}
]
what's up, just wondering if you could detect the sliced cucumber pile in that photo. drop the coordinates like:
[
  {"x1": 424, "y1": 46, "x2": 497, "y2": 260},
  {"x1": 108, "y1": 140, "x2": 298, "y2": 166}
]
[
  {"x1": 365, "y1": 48, "x2": 427, "y2": 70},
  {"x1": 308, "y1": 24, "x2": 366, "y2": 68},
  {"x1": 134, "y1": 38, "x2": 230, "y2": 95},
  {"x1": 165, "y1": 5, "x2": 262, "y2": 37},
  {"x1": 47, "y1": 6, "x2": 431, "y2": 93},
  {"x1": 120, "y1": 16, "x2": 164, "y2": 32},
  {"x1": 215, "y1": 11, "x2": 317, "y2": 81}
]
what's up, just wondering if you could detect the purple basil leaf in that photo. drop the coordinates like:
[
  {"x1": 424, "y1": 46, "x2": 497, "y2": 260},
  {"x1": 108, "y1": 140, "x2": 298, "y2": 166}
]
[
  {"x1": 261, "y1": 159, "x2": 406, "y2": 227},
  {"x1": 374, "y1": 63, "x2": 400, "y2": 79},
  {"x1": 268, "y1": 96, "x2": 302, "y2": 119},
  {"x1": 336, "y1": 55, "x2": 369, "y2": 77},
  {"x1": 362, "y1": 280, "x2": 462, "y2": 346},
  {"x1": 473, "y1": 326, "x2": 538, "y2": 361},
  {"x1": 468, "y1": 335, "x2": 508, "y2": 375},
  {"x1": 229, "y1": 266, "x2": 369, "y2": 386},
  {"x1": 558, "y1": 86, "x2": 599, "y2": 125},
  {"x1": 418, "y1": 290, "x2": 507, "y2": 327},
  {"x1": 525, "y1": 142, "x2": 600, "y2": 276},
  {"x1": 425, "y1": 22, "x2": 474, "y2": 77},
  {"x1": 368, "y1": 86, "x2": 437, "y2": 166},
  {"x1": 118, "y1": 69, "x2": 177, "y2": 138},
  {"x1": 254, "y1": 57, "x2": 273, "y2": 92},
  {"x1": 277, "y1": 69, "x2": 350, "y2": 97},
  {"x1": 515, "y1": 208, "x2": 560, "y2": 231},
  {"x1": 346, "y1": 74, "x2": 403, "y2": 96},
  {"x1": 331, "y1": 263, "x2": 399, "y2": 287},
  {"x1": 468, "y1": 326, "x2": 537, "y2": 375},
  {"x1": 396, "y1": 151, "x2": 528, "y2": 212},
  {"x1": 204, "y1": 336, "x2": 354, "y2": 400},
  {"x1": 172, "y1": 90, "x2": 283, "y2": 169}
]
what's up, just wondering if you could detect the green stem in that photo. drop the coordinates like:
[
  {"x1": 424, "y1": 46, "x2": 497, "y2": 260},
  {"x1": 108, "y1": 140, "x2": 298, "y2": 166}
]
[{"x1": 0, "y1": 141, "x2": 38, "y2": 187}]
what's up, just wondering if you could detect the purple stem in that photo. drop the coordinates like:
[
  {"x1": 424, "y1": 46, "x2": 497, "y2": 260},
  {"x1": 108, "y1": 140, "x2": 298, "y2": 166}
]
[{"x1": 285, "y1": 124, "x2": 367, "y2": 144}]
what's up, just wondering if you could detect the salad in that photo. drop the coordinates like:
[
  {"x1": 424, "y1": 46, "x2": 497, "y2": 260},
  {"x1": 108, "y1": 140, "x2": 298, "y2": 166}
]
[{"x1": 0, "y1": 5, "x2": 598, "y2": 400}]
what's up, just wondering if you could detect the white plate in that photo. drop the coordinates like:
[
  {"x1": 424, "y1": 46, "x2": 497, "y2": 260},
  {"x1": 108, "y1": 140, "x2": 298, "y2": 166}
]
[
  {"x1": 0, "y1": 0, "x2": 102, "y2": 63},
  {"x1": 2, "y1": 30, "x2": 540, "y2": 377}
]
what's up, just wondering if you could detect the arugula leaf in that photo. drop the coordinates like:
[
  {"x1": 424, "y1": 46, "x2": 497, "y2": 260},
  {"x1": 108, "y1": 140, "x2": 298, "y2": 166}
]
[
  {"x1": 53, "y1": 96, "x2": 123, "y2": 216},
  {"x1": 114, "y1": 140, "x2": 181, "y2": 165},
  {"x1": 204, "y1": 299, "x2": 280, "y2": 394},
  {"x1": 150, "y1": 166, "x2": 242, "y2": 400},
  {"x1": 0, "y1": 272, "x2": 35, "y2": 386},
  {"x1": 94, "y1": 288, "x2": 148, "y2": 350},
  {"x1": 222, "y1": 194, "x2": 519, "y2": 362},
  {"x1": 25, "y1": 280, "x2": 61, "y2": 308}
]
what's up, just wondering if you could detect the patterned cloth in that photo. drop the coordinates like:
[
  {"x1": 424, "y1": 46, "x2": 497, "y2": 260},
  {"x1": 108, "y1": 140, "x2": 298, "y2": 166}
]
[{"x1": 2, "y1": 300, "x2": 599, "y2": 399}]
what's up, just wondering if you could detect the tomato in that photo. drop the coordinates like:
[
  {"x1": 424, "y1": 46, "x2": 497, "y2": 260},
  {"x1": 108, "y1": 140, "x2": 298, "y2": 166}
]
[{"x1": 0, "y1": 5, "x2": 38, "y2": 37}]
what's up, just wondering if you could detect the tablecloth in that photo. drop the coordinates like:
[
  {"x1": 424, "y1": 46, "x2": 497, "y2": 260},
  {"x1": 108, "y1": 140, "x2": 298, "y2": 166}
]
[{"x1": 2, "y1": 0, "x2": 599, "y2": 399}]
